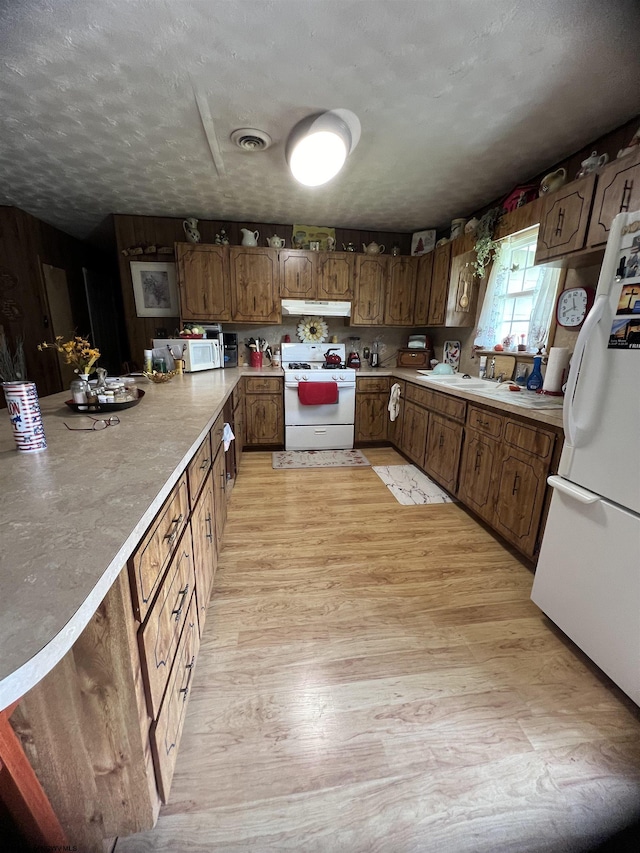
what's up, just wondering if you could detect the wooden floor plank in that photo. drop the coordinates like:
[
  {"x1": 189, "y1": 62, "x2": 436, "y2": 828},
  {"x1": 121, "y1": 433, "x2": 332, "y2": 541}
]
[{"x1": 115, "y1": 448, "x2": 640, "y2": 852}]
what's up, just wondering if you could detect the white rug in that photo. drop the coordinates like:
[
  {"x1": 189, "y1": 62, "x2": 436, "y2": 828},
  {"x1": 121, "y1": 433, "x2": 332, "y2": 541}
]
[
  {"x1": 272, "y1": 449, "x2": 370, "y2": 469},
  {"x1": 372, "y1": 465, "x2": 457, "y2": 505}
]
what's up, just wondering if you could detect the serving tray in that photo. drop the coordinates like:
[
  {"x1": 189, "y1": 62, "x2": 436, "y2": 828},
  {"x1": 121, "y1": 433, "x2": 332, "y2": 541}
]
[{"x1": 64, "y1": 389, "x2": 145, "y2": 413}]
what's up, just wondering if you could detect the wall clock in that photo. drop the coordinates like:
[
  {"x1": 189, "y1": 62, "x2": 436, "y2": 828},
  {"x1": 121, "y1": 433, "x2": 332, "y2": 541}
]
[{"x1": 555, "y1": 287, "x2": 595, "y2": 328}]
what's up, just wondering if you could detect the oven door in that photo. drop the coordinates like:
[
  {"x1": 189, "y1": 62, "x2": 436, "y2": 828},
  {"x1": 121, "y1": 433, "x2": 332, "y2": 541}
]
[{"x1": 284, "y1": 379, "x2": 355, "y2": 450}]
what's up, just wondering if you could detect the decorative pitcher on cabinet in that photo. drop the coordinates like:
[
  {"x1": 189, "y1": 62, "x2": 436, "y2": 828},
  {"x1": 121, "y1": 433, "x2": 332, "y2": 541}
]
[{"x1": 241, "y1": 228, "x2": 259, "y2": 246}]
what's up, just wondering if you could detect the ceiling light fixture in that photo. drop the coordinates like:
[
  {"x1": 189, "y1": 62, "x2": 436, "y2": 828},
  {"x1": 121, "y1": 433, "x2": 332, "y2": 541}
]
[{"x1": 286, "y1": 109, "x2": 361, "y2": 187}]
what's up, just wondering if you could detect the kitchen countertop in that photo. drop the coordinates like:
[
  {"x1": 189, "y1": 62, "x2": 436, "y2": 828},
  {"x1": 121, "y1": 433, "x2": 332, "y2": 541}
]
[
  {"x1": 0, "y1": 363, "x2": 563, "y2": 709},
  {"x1": 0, "y1": 369, "x2": 241, "y2": 710}
]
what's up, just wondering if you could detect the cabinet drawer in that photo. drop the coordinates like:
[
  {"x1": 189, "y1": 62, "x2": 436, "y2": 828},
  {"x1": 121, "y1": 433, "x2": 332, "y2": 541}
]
[
  {"x1": 467, "y1": 406, "x2": 503, "y2": 438},
  {"x1": 150, "y1": 593, "x2": 200, "y2": 803},
  {"x1": 129, "y1": 475, "x2": 190, "y2": 623},
  {"x1": 396, "y1": 348, "x2": 429, "y2": 367},
  {"x1": 139, "y1": 535, "x2": 196, "y2": 720},
  {"x1": 211, "y1": 411, "x2": 225, "y2": 458},
  {"x1": 405, "y1": 382, "x2": 432, "y2": 408},
  {"x1": 244, "y1": 376, "x2": 282, "y2": 394},
  {"x1": 356, "y1": 376, "x2": 389, "y2": 393},
  {"x1": 187, "y1": 432, "x2": 212, "y2": 505},
  {"x1": 429, "y1": 391, "x2": 466, "y2": 422},
  {"x1": 504, "y1": 419, "x2": 555, "y2": 461}
]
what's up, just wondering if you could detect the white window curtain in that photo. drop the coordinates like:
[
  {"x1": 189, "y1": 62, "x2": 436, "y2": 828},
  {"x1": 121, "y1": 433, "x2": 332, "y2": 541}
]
[{"x1": 474, "y1": 226, "x2": 560, "y2": 350}]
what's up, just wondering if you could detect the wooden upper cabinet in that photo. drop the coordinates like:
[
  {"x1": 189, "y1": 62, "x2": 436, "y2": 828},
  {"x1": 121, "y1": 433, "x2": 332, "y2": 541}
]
[
  {"x1": 384, "y1": 256, "x2": 417, "y2": 325},
  {"x1": 413, "y1": 252, "x2": 433, "y2": 325},
  {"x1": 427, "y1": 241, "x2": 452, "y2": 326},
  {"x1": 587, "y1": 149, "x2": 640, "y2": 248},
  {"x1": 176, "y1": 243, "x2": 231, "y2": 321},
  {"x1": 446, "y1": 248, "x2": 478, "y2": 327},
  {"x1": 352, "y1": 255, "x2": 388, "y2": 325},
  {"x1": 534, "y1": 173, "x2": 597, "y2": 263},
  {"x1": 279, "y1": 249, "x2": 317, "y2": 298},
  {"x1": 229, "y1": 247, "x2": 280, "y2": 323},
  {"x1": 317, "y1": 252, "x2": 354, "y2": 300}
]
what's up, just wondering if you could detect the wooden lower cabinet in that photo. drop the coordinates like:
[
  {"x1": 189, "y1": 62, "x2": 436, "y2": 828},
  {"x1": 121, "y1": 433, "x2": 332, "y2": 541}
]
[
  {"x1": 392, "y1": 389, "x2": 561, "y2": 560},
  {"x1": 355, "y1": 376, "x2": 389, "y2": 444},
  {"x1": 243, "y1": 376, "x2": 284, "y2": 447},
  {"x1": 9, "y1": 405, "x2": 238, "y2": 849},
  {"x1": 400, "y1": 400, "x2": 429, "y2": 467},
  {"x1": 458, "y1": 429, "x2": 501, "y2": 522},
  {"x1": 387, "y1": 379, "x2": 405, "y2": 448},
  {"x1": 150, "y1": 593, "x2": 200, "y2": 803},
  {"x1": 423, "y1": 412, "x2": 463, "y2": 494},
  {"x1": 191, "y1": 473, "x2": 216, "y2": 634}
]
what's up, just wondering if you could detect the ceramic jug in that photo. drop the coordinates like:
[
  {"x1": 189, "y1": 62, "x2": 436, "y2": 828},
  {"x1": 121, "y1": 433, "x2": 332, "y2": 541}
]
[
  {"x1": 362, "y1": 241, "x2": 385, "y2": 254},
  {"x1": 241, "y1": 228, "x2": 259, "y2": 246},
  {"x1": 266, "y1": 235, "x2": 285, "y2": 249},
  {"x1": 576, "y1": 151, "x2": 609, "y2": 179},
  {"x1": 539, "y1": 168, "x2": 567, "y2": 197},
  {"x1": 183, "y1": 217, "x2": 201, "y2": 243}
]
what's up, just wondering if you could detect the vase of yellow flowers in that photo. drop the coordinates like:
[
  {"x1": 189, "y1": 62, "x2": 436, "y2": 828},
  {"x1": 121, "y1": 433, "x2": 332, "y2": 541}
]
[{"x1": 38, "y1": 335, "x2": 100, "y2": 378}]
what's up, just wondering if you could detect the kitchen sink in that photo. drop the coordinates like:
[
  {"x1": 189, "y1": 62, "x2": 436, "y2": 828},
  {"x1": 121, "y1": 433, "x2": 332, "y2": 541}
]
[{"x1": 415, "y1": 371, "x2": 487, "y2": 389}]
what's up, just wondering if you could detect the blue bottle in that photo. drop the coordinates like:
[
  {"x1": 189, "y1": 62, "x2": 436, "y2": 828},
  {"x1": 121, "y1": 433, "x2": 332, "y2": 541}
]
[{"x1": 526, "y1": 356, "x2": 544, "y2": 391}]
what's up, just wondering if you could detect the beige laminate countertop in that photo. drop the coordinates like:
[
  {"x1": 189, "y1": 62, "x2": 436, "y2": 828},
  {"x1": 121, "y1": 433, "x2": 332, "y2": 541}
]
[{"x1": 0, "y1": 369, "x2": 241, "y2": 710}]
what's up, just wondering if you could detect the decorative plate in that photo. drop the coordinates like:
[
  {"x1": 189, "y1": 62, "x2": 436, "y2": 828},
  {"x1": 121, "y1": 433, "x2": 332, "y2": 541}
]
[
  {"x1": 65, "y1": 389, "x2": 145, "y2": 413},
  {"x1": 297, "y1": 316, "x2": 329, "y2": 342},
  {"x1": 443, "y1": 340, "x2": 461, "y2": 371}
]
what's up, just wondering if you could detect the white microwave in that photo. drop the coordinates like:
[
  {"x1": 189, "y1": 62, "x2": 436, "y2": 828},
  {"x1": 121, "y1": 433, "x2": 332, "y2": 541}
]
[{"x1": 152, "y1": 338, "x2": 222, "y2": 372}]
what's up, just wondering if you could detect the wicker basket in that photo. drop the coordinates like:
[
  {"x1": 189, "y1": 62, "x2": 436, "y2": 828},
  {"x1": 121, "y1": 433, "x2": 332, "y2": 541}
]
[{"x1": 143, "y1": 370, "x2": 178, "y2": 384}]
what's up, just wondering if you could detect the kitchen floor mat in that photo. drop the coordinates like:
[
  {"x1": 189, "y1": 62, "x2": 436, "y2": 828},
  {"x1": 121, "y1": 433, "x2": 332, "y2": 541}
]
[
  {"x1": 372, "y1": 465, "x2": 457, "y2": 505},
  {"x1": 272, "y1": 450, "x2": 370, "y2": 469}
]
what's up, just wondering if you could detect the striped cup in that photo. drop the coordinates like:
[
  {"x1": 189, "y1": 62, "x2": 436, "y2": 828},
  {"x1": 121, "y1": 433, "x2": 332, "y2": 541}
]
[{"x1": 2, "y1": 381, "x2": 47, "y2": 452}]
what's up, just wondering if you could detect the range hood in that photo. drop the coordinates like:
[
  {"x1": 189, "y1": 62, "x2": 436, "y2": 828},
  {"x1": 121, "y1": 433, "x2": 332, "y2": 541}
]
[{"x1": 281, "y1": 299, "x2": 351, "y2": 317}]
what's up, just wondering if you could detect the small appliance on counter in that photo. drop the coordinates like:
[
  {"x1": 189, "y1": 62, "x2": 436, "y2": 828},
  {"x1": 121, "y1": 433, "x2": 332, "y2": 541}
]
[
  {"x1": 152, "y1": 337, "x2": 221, "y2": 372},
  {"x1": 347, "y1": 337, "x2": 361, "y2": 369},
  {"x1": 222, "y1": 332, "x2": 238, "y2": 368}
]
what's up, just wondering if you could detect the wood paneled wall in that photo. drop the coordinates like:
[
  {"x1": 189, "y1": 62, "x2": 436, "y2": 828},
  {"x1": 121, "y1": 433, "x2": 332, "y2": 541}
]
[
  {"x1": 0, "y1": 206, "x2": 98, "y2": 400},
  {"x1": 113, "y1": 214, "x2": 412, "y2": 368}
]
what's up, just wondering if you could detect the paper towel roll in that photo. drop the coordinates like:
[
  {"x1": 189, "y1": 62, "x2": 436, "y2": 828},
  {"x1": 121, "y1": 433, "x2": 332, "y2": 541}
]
[{"x1": 542, "y1": 347, "x2": 569, "y2": 395}]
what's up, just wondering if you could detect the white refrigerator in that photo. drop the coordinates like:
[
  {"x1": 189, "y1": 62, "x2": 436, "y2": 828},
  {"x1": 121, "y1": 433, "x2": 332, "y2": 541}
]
[{"x1": 531, "y1": 211, "x2": 640, "y2": 706}]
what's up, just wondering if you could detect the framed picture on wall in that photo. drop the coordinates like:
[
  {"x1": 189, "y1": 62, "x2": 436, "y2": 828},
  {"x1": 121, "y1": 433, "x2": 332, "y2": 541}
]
[
  {"x1": 130, "y1": 261, "x2": 178, "y2": 317},
  {"x1": 411, "y1": 229, "x2": 436, "y2": 256}
]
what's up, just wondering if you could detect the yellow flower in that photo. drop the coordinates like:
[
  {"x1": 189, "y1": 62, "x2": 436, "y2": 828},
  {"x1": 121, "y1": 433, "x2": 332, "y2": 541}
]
[{"x1": 38, "y1": 335, "x2": 100, "y2": 374}]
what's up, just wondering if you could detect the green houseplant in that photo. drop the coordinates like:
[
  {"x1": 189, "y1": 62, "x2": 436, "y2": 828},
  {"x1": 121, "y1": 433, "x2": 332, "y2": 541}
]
[{"x1": 473, "y1": 206, "x2": 503, "y2": 279}]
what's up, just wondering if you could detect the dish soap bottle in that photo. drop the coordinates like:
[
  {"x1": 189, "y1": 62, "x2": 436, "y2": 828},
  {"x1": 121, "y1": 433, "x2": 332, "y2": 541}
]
[{"x1": 526, "y1": 355, "x2": 544, "y2": 391}]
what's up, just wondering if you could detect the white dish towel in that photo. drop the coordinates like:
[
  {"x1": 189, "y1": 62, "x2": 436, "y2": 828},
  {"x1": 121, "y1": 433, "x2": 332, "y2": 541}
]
[
  {"x1": 223, "y1": 422, "x2": 235, "y2": 451},
  {"x1": 388, "y1": 383, "x2": 401, "y2": 421}
]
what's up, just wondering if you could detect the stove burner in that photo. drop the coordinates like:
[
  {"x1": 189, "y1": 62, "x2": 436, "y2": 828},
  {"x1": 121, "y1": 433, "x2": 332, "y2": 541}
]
[
  {"x1": 287, "y1": 362, "x2": 311, "y2": 370},
  {"x1": 322, "y1": 363, "x2": 347, "y2": 369}
]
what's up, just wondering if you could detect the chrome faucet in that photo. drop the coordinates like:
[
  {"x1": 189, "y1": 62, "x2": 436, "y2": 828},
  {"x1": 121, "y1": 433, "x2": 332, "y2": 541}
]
[{"x1": 487, "y1": 358, "x2": 496, "y2": 380}]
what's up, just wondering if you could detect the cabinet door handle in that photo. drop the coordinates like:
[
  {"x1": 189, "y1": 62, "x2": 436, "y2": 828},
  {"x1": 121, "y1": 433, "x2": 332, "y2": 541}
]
[
  {"x1": 179, "y1": 655, "x2": 196, "y2": 702},
  {"x1": 199, "y1": 458, "x2": 210, "y2": 471},
  {"x1": 512, "y1": 473, "x2": 520, "y2": 495},
  {"x1": 620, "y1": 179, "x2": 633, "y2": 212},
  {"x1": 164, "y1": 513, "x2": 184, "y2": 543},
  {"x1": 172, "y1": 582, "x2": 190, "y2": 621},
  {"x1": 474, "y1": 449, "x2": 482, "y2": 473},
  {"x1": 205, "y1": 513, "x2": 213, "y2": 542},
  {"x1": 438, "y1": 432, "x2": 444, "y2": 449},
  {"x1": 554, "y1": 207, "x2": 565, "y2": 237}
]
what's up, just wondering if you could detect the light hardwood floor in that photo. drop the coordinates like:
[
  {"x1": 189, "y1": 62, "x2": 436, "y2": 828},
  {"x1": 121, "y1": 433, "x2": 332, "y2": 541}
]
[{"x1": 116, "y1": 448, "x2": 640, "y2": 852}]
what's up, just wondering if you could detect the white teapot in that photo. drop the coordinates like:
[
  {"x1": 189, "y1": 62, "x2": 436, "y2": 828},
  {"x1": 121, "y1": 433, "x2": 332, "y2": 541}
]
[
  {"x1": 362, "y1": 241, "x2": 385, "y2": 254},
  {"x1": 241, "y1": 228, "x2": 259, "y2": 246},
  {"x1": 266, "y1": 235, "x2": 285, "y2": 249},
  {"x1": 576, "y1": 151, "x2": 609, "y2": 179},
  {"x1": 183, "y1": 217, "x2": 201, "y2": 243}
]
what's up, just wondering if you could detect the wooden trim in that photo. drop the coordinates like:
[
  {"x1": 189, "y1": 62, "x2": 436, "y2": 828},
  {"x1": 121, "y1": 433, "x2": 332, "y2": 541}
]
[{"x1": 0, "y1": 702, "x2": 68, "y2": 848}]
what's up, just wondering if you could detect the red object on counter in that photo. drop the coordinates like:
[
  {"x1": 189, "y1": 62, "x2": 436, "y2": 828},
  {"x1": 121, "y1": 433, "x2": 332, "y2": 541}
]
[
  {"x1": 249, "y1": 351, "x2": 263, "y2": 368},
  {"x1": 298, "y1": 382, "x2": 339, "y2": 406}
]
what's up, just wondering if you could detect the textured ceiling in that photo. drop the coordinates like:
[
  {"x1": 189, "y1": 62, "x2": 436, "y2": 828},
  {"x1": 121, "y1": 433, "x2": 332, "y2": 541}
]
[{"x1": 1, "y1": 0, "x2": 639, "y2": 242}]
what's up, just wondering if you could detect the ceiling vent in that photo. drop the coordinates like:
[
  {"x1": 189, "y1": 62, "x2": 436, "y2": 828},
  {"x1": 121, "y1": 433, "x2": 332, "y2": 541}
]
[{"x1": 230, "y1": 128, "x2": 272, "y2": 151}]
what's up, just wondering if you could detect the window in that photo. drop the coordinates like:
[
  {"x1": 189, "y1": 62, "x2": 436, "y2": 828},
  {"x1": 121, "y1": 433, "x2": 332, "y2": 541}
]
[{"x1": 474, "y1": 226, "x2": 560, "y2": 351}]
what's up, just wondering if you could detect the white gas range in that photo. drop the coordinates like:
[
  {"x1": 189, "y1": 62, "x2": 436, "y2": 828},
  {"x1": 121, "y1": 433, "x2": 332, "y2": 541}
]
[{"x1": 281, "y1": 343, "x2": 356, "y2": 451}]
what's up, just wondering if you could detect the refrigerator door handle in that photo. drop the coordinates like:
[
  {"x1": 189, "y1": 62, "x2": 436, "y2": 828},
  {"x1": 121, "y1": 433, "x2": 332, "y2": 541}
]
[
  {"x1": 563, "y1": 293, "x2": 609, "y2": 447},
  {"x1": 547, "y1": 474, "x2": 600, "y2": 504}
]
